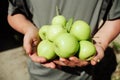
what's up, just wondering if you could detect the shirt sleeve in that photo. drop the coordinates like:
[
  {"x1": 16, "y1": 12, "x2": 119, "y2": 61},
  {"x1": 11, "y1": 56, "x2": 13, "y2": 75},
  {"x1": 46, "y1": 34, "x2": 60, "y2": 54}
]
[
  {"x1": 8, "y1": 0, "x2": 27, "y2": 16},
  {"x1": 8, "y1": 1, "x2": 16, "y2": 15},
  {"x1": 107, "y1": 0, "x2": 120, "y2": 20}
]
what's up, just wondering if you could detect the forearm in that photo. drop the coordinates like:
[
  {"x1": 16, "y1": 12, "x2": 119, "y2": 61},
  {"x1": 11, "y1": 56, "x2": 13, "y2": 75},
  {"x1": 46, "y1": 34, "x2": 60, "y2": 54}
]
[
  {"x1": 93, "y1": 19, "x2": 120, "y2": 50},
  {"x1": 7, "y1": 14, "x2": 37, "y2": 34}
]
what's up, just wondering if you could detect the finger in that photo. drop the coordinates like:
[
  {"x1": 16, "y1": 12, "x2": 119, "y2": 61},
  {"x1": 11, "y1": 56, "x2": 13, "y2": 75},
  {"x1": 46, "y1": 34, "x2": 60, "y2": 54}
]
[
  {"x1": 91, "y1": 45, "x2": 104, "y2": 65},
  {"x1": 53, "y1": 60, "x2": 67, "y2": 66},
  {"x1": 42, "y1": 62, "x2": 56, "y2": 69},
  {"x1": 70, "y1": 56, "x2": 89, "y2": 66},
  {"x1": 33, "y1": 38, "x2": 40, "y2": 46},
  {"x1": 29, "y1": 53, "x2": 47, "y2": 63},
  {"x1": 91, "y1": 53, "x2": 101, "y2": 65},
  {"x1": 70, "y1": 56, "x2": 89, "y2": 67},
  {"x1": 54, "y1": 58, "x2": 77, "y2": 67},
  {"x1": 27, "y1": 43, "x2": 47, "y2": 63},
  {"x1": 60, "y1": 58, "x2": 72, "y2": 65},
  {"x1": 23, "y1": 36, "x2": 32, "y2": 55},
  {"x1": 59, "y1": 58, "x2": 68, "y2": 61},
  {"x1": 69, "y1": 56, "x2": 80, "y2": 63},
  {"x1": 76, "y1": 61, "x2": 89, "y2": 67},
  {"x1": 91, "y1": 57, "x2": 100, "y2": 65}
]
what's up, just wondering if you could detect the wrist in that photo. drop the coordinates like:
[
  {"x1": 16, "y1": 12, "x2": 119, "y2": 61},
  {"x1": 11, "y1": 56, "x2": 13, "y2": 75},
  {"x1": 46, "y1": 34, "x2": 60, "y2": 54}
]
[
  {"x1": 24, "y1": 25, "x2": 38, "y2": 34},
  {"x1": 92, "y1": 36, "x2": 108, "y2": 51}
]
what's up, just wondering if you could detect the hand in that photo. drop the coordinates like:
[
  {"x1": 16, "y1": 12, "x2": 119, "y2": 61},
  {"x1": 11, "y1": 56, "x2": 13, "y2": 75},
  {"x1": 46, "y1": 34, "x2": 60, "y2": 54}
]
[
  {"x1": 23, "y1": 26, "x2": 45, "y2": 62},
  {"x1": 53, "y1": 44, "x2": 105, "y2": 67},
  {"x1": 23, "y1": 26, "x2": 57, "y2": 68},
  {"x1": 90, "y1": 44, "x2": 104, "y2": 65},
  {"x1": 53, "y1": 56, "x2": 89, "y2": 67}
]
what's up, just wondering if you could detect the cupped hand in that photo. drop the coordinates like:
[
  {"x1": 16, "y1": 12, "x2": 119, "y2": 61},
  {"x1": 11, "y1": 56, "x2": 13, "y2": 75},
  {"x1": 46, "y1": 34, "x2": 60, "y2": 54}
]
[
  {"x1": 53, "y1": 44, "x2": 105, "y2": 67},
  {"x1": 53, "y1": 56, "x2": 89, "y2": 67},
  {"x1": 23, "y1": 26, "x2": 57, "y2": 68},
  {"x1": 23, "y1": 26, "x2": 46, "y2": 62},
  {"x1": 90, "y1": 44, "x2": 104, "y2": 65}
]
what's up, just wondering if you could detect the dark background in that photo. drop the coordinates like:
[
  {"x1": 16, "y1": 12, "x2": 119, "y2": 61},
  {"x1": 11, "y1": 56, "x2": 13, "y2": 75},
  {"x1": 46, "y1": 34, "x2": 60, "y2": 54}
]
[{"x1": 0, "y1": 1, "x2": 23, "y2": 52}]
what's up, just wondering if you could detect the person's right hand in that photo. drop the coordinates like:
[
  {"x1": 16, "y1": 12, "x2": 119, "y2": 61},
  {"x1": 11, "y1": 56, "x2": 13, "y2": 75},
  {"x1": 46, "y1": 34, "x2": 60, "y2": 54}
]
[
  {"x1": 23, "y1": 26, "x2": 56, "y2": 68},
  {"x1": 53, "y1": 43, "x2": 105, "y2": 67}
]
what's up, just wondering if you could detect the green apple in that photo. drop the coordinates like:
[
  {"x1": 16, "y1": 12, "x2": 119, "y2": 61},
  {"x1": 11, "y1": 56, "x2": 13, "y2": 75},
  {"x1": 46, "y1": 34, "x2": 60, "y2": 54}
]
[
  {"x1": 78, "y1": 41, "x2": 96, "y2": 61},
  {"x1": 52, "y1": 15, "x2": 66, "y2": 27},
  {"x1": 54, "y1": 33, "x2": 79, "y2": 58},
  {"x1": 70, "y1": 20, "x2": 91, "y2": 41},
  {"x1": 38, "y1": 25, "x2": 50, "y2": 40},
  {"x1": 46, "y1": 24, "x2": 67, "y2": 42},
  {"x1": 37, "y1": 40, "x2": 57, "y2": 60}
]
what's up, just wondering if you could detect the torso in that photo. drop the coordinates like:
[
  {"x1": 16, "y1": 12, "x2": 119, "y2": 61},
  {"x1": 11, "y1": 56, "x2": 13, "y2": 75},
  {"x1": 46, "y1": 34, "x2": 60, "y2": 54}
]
[{"x1": 27, "y1": 0, "x2": 105, "y2": 34}]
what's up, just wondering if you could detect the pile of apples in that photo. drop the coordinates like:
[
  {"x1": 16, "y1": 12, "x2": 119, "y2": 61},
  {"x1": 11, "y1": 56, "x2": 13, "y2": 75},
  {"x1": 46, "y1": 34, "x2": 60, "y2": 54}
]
[{"x1": 37, "y1": 15, "x2": 96, "y2": 61}]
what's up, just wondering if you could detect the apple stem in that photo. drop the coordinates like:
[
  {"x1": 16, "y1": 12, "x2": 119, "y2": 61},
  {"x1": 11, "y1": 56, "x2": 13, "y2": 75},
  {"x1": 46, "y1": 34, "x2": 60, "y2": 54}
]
[{"x1": 56, "y1": 6, "x2": 60, "y2": 16}]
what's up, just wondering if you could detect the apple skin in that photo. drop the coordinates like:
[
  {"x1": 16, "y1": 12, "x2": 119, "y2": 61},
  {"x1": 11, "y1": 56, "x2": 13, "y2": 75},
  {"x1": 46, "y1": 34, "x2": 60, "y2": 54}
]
[
  {"x1": 70, "y1": 20, "x2": 91, "y2": 41},
  {"x1": 39, "y1": 25, "x2": 50, "y2": 40},
  {"x1": 52, "y1": 15, "x2": 66, "y2": 27},
  {"x1": 54, "y1": 33, "x2": 79, "y2": 58},
  {"x1": 37, "y1": 40, "x2": 57, "y2": 60},
  {"x1": 46, "y1": 24, "x2": 67, "y2": 42},
  {"x1": 78, "y1": 41, "x2": 96, "y2": 61}
]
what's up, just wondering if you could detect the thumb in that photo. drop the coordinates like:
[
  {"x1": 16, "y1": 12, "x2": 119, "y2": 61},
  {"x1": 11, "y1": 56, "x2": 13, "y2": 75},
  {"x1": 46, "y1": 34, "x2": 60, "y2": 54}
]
[
  {"x1": 23, "y1": 36, "x2": 32, "y2": 55},
  {"x1": 91, "y1": 45, "x2": 104, "y2": 65}
]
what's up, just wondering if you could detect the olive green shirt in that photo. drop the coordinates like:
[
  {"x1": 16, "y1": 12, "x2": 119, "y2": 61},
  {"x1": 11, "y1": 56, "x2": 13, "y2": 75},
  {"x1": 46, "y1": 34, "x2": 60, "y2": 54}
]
[{"x1": 8, "y1": 0, "x2": 120, "y2": 34}]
